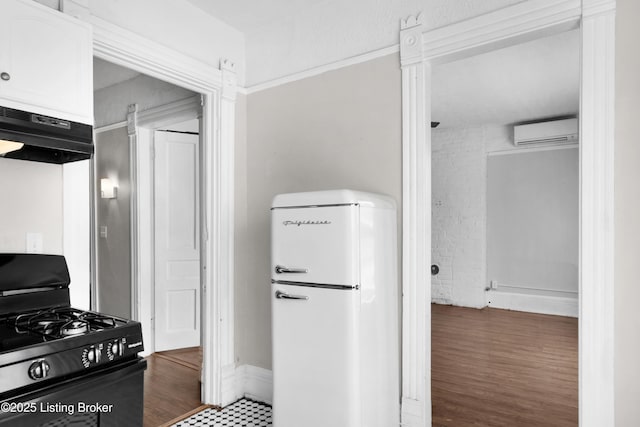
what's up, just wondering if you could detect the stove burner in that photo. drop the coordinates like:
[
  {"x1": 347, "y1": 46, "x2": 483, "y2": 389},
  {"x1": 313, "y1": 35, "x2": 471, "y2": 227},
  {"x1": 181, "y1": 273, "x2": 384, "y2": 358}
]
[
  {"x1": 60, "y1": 320, "x2": 89, "y2": 336},
  {"x1": 12, "y1": 308, "x2": 125, "y2": 340}
]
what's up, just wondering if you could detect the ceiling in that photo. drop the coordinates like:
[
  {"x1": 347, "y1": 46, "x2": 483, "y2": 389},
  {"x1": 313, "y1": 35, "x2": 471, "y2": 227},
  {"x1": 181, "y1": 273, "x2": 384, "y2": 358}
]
[
  {"x1": 93, "y1": 57, "x2": 140, "y2": 91},
  {"x1": 432, "y1": 29, "x2": 579, "y2": 129},
  {"x1": 185, "y1": 0, "x2": 330, "y2": 34},
  {"x1": 93, "y1": 13, "x2": 579, "y2": 131}
]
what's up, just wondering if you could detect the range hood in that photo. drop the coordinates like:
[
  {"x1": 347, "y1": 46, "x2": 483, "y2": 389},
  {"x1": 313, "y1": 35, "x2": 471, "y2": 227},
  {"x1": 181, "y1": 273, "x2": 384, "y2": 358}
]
[{"x1": 0, "y1": 106, "x2": 93, "y2": 164}]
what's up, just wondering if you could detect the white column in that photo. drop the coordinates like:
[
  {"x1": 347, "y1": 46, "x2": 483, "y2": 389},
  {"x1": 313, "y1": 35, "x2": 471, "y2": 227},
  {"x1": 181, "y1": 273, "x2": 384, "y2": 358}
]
[
  {"x1": 218, "y1": 59, "x2": 238, "y2": 406},
  {"x1": 579, "y1": 0, "x2": 616, "y2": 425},
  {"x1": 400, "y1": 14, "x2": 431, "y2": 427},
  {"x1": 202, "y1": 59, "x2": 237, "y2": 406}
]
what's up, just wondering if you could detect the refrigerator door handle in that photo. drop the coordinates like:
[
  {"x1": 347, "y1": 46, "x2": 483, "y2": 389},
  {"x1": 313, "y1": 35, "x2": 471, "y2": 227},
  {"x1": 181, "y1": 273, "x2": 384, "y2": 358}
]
[
  {"x1": 275, "y1": 290, "x2": 309, "y2": 301},
  {"x1": 275, "y1": 265, "x2": 308, "y2": 274}
]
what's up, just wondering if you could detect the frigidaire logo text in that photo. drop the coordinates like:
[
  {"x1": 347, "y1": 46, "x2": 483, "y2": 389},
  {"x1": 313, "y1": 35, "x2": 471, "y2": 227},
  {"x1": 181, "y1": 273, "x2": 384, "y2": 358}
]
[{"x1": 283, "y1": 220, "x2": 332, "y2": 226}]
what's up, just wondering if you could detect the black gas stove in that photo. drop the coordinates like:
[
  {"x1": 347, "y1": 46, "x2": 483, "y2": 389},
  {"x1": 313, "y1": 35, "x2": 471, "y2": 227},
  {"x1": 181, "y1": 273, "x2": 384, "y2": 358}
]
[{"x1": 0, "y1": 254, "x2": 146, "y2": 426}]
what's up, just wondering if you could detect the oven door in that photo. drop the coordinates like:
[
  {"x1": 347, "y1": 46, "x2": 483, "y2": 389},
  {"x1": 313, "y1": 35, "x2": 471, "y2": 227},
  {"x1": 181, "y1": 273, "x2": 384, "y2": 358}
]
[{"x1": 0, "y1": 358, "x2": 146, "y2": 426}]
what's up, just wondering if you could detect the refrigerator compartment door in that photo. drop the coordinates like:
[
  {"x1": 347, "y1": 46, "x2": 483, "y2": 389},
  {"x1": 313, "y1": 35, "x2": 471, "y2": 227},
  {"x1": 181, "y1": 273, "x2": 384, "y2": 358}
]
[
  {"x1": 271, "y1": 205, "x2": 359, "y2": 288},
  {"x1": 272, "y1": 283, "x2": 361, "y2": 427}
]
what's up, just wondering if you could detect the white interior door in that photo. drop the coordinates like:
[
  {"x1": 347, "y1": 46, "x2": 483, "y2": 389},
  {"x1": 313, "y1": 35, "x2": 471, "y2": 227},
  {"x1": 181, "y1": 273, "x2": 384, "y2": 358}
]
[{"x1": 154, "y1": 129, "x2": 200, "y2": 351}]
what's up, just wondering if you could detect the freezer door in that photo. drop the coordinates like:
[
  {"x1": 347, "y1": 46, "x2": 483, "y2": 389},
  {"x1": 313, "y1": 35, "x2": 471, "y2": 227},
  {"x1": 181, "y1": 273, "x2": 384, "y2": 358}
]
[
  {"x1": 271, "y1": 283, "x2": 361, "y2": 427},
  {"x1": 271, "y1": 205, "x2": 359, "y2": 288}
]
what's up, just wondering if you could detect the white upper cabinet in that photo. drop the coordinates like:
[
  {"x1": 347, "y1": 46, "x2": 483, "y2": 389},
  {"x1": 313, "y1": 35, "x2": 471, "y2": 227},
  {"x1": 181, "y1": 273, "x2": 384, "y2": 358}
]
[{"x1": 0, "y1": 0, "x2": 93, "y2": 124}]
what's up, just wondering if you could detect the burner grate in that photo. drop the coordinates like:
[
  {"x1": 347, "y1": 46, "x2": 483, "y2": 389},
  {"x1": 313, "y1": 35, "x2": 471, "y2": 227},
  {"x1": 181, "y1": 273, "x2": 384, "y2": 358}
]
[{"x1": 13, "y1": 308, "x2": 125, "y2": 339}]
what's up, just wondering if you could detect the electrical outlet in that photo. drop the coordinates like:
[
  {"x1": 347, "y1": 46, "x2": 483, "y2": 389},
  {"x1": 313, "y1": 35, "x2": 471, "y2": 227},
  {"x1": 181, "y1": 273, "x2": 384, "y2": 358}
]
[
  {"x1": 99, "y1": 226, "x2": 108, "y2": 239},
  {"x1": 26, "y1": 233, "x2": 43, "y2": 253}
]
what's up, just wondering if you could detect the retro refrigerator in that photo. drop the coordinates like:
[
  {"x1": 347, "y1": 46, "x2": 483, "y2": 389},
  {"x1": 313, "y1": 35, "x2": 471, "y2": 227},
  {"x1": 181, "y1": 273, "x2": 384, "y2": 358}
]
[{"x1": 271, "y1": 189, "x2": 399, "y2": 427}]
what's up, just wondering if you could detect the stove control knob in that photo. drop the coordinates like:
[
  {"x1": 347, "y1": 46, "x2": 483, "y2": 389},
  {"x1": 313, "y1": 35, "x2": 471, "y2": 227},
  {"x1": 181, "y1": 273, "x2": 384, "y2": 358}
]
[
  {"x1": 82, "y1": 346, "x2": 102, "y2": 367},
  {"x1": 87, "y1": 346, "x2": 101, "y2": 363},
  {"x1": 109, "y1": 340, "x2": 124, "y2": 358},
  {"x1": 28, "y1": 360, "x2": 50, "y2": 380}
]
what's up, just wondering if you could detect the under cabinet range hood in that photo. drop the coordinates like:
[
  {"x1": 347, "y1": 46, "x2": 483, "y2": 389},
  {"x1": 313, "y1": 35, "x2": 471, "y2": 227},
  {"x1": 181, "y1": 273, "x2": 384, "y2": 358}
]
[{"x1": 0, "y1": 106, "x2": 93, "y2": 164}]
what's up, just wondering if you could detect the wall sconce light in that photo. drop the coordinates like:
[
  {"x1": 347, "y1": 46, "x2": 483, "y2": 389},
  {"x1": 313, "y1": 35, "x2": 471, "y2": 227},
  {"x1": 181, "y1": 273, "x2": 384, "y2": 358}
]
[{"x1": 100, "y1": 178, "x2": 117, "y2": 199}]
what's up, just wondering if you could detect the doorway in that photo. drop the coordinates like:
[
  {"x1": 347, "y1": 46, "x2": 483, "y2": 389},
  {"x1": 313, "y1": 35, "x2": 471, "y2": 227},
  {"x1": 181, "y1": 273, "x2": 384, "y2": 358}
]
[
  {"x1": 428, "y1": 29, "x2": 579, "y2": 425},
  {"x1": 91, "y1": 17, "x2": 238, "y2": 407},
  {"x1": 399, "y1": 2, "x2": 616, "y2": 426}
]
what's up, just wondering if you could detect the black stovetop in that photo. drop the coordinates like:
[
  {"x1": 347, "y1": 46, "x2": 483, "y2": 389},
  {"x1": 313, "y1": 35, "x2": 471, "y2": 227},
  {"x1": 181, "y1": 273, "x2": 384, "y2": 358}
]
[
  {"x1": 0, "y1": 307, "x2": 132, "y2": 353},
  {"x1": 0, "y1": 254, "x2": 144, "y2": 396}
]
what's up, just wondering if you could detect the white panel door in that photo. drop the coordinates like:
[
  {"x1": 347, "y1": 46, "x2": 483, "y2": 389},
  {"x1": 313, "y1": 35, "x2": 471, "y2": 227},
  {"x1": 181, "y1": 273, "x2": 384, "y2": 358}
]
[{"x1": 154, "y1": 130, "x2": 200, "y2": 351}]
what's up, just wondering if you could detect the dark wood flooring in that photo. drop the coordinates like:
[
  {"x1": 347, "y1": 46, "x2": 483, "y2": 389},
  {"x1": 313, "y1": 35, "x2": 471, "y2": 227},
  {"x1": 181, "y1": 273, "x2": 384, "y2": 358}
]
[
  {"x1": 432, "y1": 304, "x2": 578, "y2": 427},
  {"x1": 143, "y1": 347, "x2": 203, "y2": 427},
  {"x1": 143, "y1": 310, "x2": 577, "y2": 426}
]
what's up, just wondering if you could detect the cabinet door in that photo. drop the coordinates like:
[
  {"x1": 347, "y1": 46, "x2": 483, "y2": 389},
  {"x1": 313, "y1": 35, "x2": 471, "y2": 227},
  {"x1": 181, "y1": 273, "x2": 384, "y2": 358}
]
[{"x1": 0, "y1": 0, "x2": 92, "y2": 124}]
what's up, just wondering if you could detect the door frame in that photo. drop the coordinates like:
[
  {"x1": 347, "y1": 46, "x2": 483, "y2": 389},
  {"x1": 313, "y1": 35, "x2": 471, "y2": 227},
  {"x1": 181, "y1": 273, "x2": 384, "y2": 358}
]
[
  {"x1": 399, "y1": 0, "x2": 615, "y2": 426},
  {"x1": 132, "y1": 95, "x2": 202, "y2": 355},
  {"x1": 87, "y1": 16, "x2": 237, "y2": 406}
]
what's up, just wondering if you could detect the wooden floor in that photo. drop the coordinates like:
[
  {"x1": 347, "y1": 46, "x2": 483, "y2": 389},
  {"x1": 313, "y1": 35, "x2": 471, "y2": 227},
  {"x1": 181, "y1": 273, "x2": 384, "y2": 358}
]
[
  {"x1": 143, "y1": 347, "x2": 203, "y2": 427},
  {"x1": 432, "y1": 304, "x2": 578, "y2": 427}
]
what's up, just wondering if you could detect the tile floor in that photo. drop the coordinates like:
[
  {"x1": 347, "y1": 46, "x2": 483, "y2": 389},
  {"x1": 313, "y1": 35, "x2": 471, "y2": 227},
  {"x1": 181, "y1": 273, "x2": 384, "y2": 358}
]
[{"x1": 172, "y1": 398, "x2": 272, "y2": 427}]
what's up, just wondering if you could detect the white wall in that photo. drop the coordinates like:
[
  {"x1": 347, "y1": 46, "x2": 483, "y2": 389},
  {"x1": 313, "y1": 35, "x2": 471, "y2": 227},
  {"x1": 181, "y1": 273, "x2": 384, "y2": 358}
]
[
  {"x1": 487, "y1": 147, "x2": 579, "y2": 295},
  {"x1": 0, "y1": 158, "x2": 63, "y2": 254},
  {"x1": 63, "y1": 160, "x2": 91, "y2": 309},
  {"x1": 431, "y1": 126, "x2": 487, "y2": 307},
  {"x1": 431, "y1": 125, "x2": 578, "y2": 310},
  {"x1": 614, "y1": 0, "x2": 640, "y2": 423},
  {"x1": 241, "y1": 54, "x2": 402, "y2": 369}
]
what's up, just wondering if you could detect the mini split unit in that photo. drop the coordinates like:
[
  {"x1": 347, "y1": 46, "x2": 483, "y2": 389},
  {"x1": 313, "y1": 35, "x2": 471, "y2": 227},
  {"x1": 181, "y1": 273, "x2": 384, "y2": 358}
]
[{"x1": 513, "y1": 118, "x2": 578, "y2": 146}]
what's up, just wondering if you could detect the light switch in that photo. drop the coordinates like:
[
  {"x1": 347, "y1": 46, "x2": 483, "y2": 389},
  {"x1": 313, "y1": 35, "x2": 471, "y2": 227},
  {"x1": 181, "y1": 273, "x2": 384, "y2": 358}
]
[
  {"x1": 26, "y1": 233, "x2": 43, "y2": 253},
  {"x1": 100, "y1": 226, "x2": 108, "y2": 239}
]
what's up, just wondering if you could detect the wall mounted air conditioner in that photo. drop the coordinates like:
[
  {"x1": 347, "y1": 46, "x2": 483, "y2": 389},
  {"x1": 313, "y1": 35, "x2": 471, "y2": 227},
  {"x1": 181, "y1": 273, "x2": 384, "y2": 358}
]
[{"x1": 513, "y1": 118, "x2": 578, "y2": 146}]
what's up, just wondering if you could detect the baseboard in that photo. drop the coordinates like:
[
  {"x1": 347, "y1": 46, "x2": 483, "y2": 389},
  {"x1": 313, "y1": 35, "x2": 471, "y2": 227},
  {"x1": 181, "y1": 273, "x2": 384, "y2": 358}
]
[
  {"x1": 233, "y1": 365, "x2": 273, "y2": 405},
  {"x1": 486, "y1": 288, "x2": 578, "y2": 317},
  {"x1": 400, "y1": 397, "x2": 425, "y2": 427},
  {"x1": 221, "y1": 363, "x2": 238, "y2": 406}
]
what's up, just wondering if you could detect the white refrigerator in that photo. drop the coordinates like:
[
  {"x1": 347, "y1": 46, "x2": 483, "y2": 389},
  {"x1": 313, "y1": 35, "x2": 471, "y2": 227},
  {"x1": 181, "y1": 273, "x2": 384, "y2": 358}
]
[{"x1": 271, "y1": 189, "x2": 399, "y2": 427}]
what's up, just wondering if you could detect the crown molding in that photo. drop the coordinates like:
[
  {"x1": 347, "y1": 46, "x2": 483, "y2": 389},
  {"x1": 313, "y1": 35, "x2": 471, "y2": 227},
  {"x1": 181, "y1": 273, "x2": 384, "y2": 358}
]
[{"x1": 244, "y1": 44, "x2": 399, "y2": 95}]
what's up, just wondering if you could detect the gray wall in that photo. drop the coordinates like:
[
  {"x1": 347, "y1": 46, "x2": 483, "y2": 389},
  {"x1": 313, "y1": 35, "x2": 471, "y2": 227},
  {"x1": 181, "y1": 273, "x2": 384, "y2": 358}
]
[
  {"x1": 95, "y1": 126, "x2": 131, "y2": 318},
  {"x1": 94, "y1": 73, "x2": 195, "y2": 128},
  {"x1": 0, "y1": 159, "x2": 63, "y2": 254},
  {"x1": 615, "y1": 0, "x2": 640, "y2": 424},
  {"x1": 239, "y1": 53, "x2": 402, "y2": 369},
  {"x1": 93, "y1": 69, "x2": 197, "y2": 318},
  {"x1": 487, "y1": 148, "x2": 579, "y2": 294}
]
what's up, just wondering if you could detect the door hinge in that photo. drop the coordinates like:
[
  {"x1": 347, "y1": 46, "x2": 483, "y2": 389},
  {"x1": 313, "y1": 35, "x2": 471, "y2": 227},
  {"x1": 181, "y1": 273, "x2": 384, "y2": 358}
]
[{"x1": 200, "y1": 94, "x2": 205, "y2": 107}]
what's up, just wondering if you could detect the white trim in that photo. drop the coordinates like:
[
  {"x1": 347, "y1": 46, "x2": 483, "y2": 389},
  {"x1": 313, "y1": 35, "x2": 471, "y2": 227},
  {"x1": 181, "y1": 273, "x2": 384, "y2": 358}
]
[
  {"x1": 220, "y1": 364, "x2": 274, "y2": 406},
  {"x1": 234, "y1": 365, "x2": 274, "y2": 405},
  {"x1": 245, "y1": 44, "x2": 399, "y2": 94},
  {"x1": 94, "y1": 121, "x2": 127, "y2": 133},
  {"x1": 487, "y1": 143, "x2": 579, "y2": 156},
  {"x1": 579, "y1": 2, "x2": 616, "y2": 425},
  {"x1": 127, "y1": 104, "x2": 139, "y2": 322},
  {"x1": 400, "y1": 13, "x2": 430, "y2": 427},
  {"x1": 486, "y1": 289, "x2": 579, "y2": 318},
  {"x1": 400, "y1": 0, "x2": 616, "y2": 425},
  {"x1": 87, "y1": 16, "x2": 236, "y2": 407},
  {"x1": 422, "y1": 0, "x2": 581, "y2": 63},
  {"x1": 137, "y1": 96, "x2": 201, "y2": 128}
]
